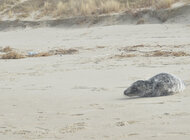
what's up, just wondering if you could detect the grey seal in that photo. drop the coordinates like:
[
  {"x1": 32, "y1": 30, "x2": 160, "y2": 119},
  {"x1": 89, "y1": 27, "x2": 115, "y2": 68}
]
[{"x1": 124, "y1": 73, "x2": 185, "y2": 97}]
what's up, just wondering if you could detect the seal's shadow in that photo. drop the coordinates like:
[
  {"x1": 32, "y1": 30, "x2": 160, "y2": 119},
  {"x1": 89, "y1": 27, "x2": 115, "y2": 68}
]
[
  {"x1": 117, "y1": 96, "x2": 142, "y2": 100},
  {"x1": 117, "y1": 95, "x2": 169, "y2": 100}
]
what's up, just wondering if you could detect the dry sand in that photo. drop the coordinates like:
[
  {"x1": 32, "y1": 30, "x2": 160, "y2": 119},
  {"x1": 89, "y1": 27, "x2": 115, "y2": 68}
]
[{"x1": 1, "y1": 14, "x2": 190, "y2": 140}]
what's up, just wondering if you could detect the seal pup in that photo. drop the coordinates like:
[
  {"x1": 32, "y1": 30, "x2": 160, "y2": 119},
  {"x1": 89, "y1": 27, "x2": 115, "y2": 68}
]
[{"x1": 124, "y1": 73, "x2": 185, "y2": 97}]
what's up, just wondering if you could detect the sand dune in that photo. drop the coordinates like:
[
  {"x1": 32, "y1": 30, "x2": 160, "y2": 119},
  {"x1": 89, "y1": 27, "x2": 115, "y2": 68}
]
[{"x1": 0, "y1": 2, "x2": 190, "y2": 30}]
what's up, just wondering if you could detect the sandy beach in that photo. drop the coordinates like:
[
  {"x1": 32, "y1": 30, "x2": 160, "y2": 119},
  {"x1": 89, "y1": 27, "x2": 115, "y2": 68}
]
[
  {"x1": 0, "y1": 1, "x2": 190, "y2": 139},
  {"x1": 0, "y1": 23, "x2": 190, "y2": 140}
]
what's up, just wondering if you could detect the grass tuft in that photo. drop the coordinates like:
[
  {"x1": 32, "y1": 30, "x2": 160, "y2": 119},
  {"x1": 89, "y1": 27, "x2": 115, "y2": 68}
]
[
  {"x1": 155, "y1": 0, "x2": 178, "y2": 9},
  {"x1": 111, "y1": 54, "x2": 137, "y2": 59},
  {"x1": 53, "y1": 49, "x2": 78, "y2": 55},
  {"x1": 0, "y1": 0, "x2": 181, "y2": 19},
  {"x1": 1, "y1": 46, "x2": 13, "y2": 52},
  {"x1": 1, "y1": 51, "x2": 25, "y2": 59},
  {"x1": 146, "y1": 50, "x2": 190, "y2": 57}
]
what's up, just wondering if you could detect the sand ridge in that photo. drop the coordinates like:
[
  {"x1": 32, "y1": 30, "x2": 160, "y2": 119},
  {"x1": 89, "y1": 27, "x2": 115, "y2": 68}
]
[{"x1": 0, "y1": 2, "x2": 190, "y2": 31}]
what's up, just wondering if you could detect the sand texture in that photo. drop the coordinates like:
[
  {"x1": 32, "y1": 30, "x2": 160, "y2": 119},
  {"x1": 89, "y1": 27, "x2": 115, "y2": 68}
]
[{"x1": 0, "y1": 23, "x2": 190, "y2": 140}]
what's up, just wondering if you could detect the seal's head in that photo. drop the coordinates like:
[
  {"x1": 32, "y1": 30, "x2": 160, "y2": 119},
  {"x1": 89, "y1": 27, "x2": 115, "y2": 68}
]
[{"x1": 124, "y1": 80, "x2": 151, "y2": 97}]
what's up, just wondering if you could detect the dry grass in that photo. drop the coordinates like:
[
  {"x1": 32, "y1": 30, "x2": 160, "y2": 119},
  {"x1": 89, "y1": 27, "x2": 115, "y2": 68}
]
[
  {"x1": 52, "y1": 49, "x2": 79, "y2": 55},
  {"x1": 121, "y1": 44, "x2": 145, "y2": 52},
  {"x1": 0, "y1": 0, "x2": 182, "y2": 19},
  {"x1": 145, "y1": 50, "x2": 190, "y2": 57},
  {"x1": 42, "y1": 0, "x2": 180, "y2": 18},
  {"x1": 117, "y1": 44, "x2": 190, "y2": 59},
  {"x1": 27, "y1": 48, "x2": 78, "y2": 58},
  {"x1": 110, "y1": 50, "x2": 190, "y2": 59},
  {"x1": 130, "y1": 44, "x2": 145, "y2": 48},
  {"x1": 41, "y1": 0, "x2": 124, "y2": 18},
  {"x1": 96, "y1": 46, "x2": 106, "y2": 49},
  {"x1": 0, "y1": 47, "x2": 79, "y2": 59},
  {"x1": 110, "y1": 53, "x2": 137, "y2": 59},
  {"x1": 155, "y1": 0, "x2": 178, "y2": 9},
  {"x1": 1, "y1": 51, "x2": 25, "y2": 59},
  {"x1": 0, "y1": 46, "x2": 13, "y2": 52}
]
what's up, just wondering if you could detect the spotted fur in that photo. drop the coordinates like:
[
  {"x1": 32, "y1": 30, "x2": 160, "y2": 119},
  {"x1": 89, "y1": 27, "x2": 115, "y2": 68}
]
[{"x1": 124, "y1": 73, "x2": 185, "y2": 97}]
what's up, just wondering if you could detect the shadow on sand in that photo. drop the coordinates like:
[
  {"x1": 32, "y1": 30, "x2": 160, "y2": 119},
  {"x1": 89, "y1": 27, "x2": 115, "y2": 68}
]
[{"x1": 117, "y1": 96, "x2": 142, "y2": 101}]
